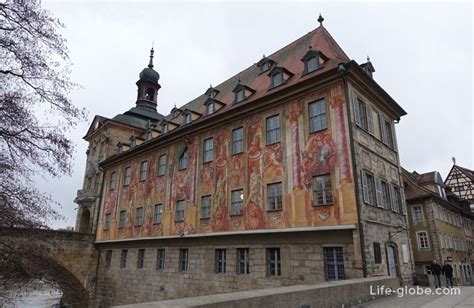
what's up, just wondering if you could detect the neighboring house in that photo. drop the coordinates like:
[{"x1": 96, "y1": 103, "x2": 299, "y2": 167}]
[
  {"x1": 77, "y1": 15, "x2": 412, "y2": 305},
  {"x1": 403, "y1": 168, "x2": 473, "y2": 285},
  {"x1": 445, "y1": 163, "x2": 474, "y2": 207}
]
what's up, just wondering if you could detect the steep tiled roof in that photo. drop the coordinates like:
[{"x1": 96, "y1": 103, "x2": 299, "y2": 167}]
[{"x1": 164, "y1": 24, "x2": 349, "y2": 121}]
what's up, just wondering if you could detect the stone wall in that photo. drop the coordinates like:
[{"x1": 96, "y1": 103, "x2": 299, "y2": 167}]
[
  {"x1": 95, "y1": 230, "x2": 361, "y2": 306},
  {"x1": 113, "y1": 276, "x2": 399, "y2": 308}
]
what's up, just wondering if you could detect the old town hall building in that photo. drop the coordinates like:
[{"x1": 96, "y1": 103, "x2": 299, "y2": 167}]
[{"x1": 75, "y1": 16, "x2": 412, "y2": 305}]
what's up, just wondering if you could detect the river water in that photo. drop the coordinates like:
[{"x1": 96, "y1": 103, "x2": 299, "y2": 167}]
[{"x1": 2, "y1": 282, "x2": 62, "y2": 308}]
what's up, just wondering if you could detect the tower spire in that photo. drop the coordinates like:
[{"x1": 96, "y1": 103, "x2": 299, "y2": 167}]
[{"x1": 148, "y1": 47, "x2": 154, "y2": 69}]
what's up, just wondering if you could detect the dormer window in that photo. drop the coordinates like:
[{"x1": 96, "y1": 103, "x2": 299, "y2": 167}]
[
  {"x1": 271, "y1": 72, "x2": 283, "y2": 88},
  {"x1": 205, "y1": 86, "x2": 219, "y2": 99},
  {"x1": 236, "y1": 89, "x2": 245, "y2": 103},
  {"x1": 207, "y1": 102, "x2": 215, "y2": 115},
  {"x1": 146, "y1": 131, "x2": 152, "y2": 141},
  {"x1": 257, "y1": 56, "x2": 276, "y2": 74},
  {"x1": 117, "y1": 143, "x2": 123, "y2": 153},
  {"x1": 232, "y1": 83, "x2": 255, "y2": 103},
  {"x1": 268, "y1": 66, "x2": 293, "y2": 89},
  {"x1": 301, "y1": 47, "x2": 327, "y2": 74},
  {"x1": 184, "y1": 113, "x2": 192, "y2": 124}
]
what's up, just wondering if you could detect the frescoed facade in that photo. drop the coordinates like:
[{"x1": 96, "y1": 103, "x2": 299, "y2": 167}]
[{"x1": 77, "y1": 16, "x2": 412, "y2": 305}]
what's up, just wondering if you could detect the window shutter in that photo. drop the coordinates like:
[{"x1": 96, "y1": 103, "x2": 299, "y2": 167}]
[
  {"x1": 400, "y1": 187, "x2": 407, "y2": 215},
  {"x1": 366, "y1": 104, "x2": 375, "y2": 135},
  {"x1": 375, "y1": 177, "x2": 383, "y2": 208},
  {"x1": 353, "y1": 97, "x2": 361, "y2": 127},
  {"x1": 389, "y1": 183, "x2": 396, "y2": 211},
  {"x1": 362, "y1": 171, "x2": 369, "y2": 203},
  {"x1": 391, "y1": 123, "x2": 398, "y2": 152},
  {"x1": 380, "y1": 114, "x2": 386, "y2": 144}
]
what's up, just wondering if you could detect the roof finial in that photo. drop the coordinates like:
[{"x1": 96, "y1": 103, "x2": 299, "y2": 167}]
[
  {"x1": 148, "y1": 46, "x2": 154, "y2": 69},
  {"x1": 318, "y1": 13, "x2": 324, "y2": 26},
  {"x1": 367, "y1": 55, "x2": 371, "y2": 62},
  {"x1": 452, "y1": 156, "x2": 456, "y2": 165}
]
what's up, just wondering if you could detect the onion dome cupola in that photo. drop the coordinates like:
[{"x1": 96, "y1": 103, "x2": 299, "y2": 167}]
[{"x1": 136, "y1": 47, "x2": 161, "y2": 111}]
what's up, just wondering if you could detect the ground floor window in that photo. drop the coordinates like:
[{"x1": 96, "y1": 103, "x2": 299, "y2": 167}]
[
  {"x1": 179, "y1": 248, "x2": 188, "y2": 272},
  {"x1": 120, "y1": 249, "x2": 128, "y2": 269},
  {"x1": 156, "y1": 249, "x2": 165, "y2": 271},
  {"x1": 324, "y1": 247, "x2": 345, "y2": 281},
  {"x1": 266, "y1": 248, "x2": 281, "y2": 276},
  {"x1": 215, "y1": 249, "x2": 226, "y2": 274},
  {"x1": 237, "y1": 248, "x2": 250, "y2": 275},
  {"x1": 105, "y1": 250, "x2": 112, "y2": 269},
  {"x1": 137, "y1": 249, "x2": 145, "y2": 269}
]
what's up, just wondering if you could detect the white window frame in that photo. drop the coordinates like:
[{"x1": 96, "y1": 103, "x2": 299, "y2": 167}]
[
  {"x1": 412, "y1": 205, "x2": 424, "y2": 222},
  {"x1": 416, "y1": 231, "x2": 430, "y2": 250}
]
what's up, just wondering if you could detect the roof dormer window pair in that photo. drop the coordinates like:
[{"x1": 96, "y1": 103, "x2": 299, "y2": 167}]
[{"x1": 257, "y1": 55, "x2": 293, "y2": 89}]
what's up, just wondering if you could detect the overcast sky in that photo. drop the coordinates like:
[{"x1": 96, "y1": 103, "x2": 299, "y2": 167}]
[{"x1": 40, "y1": 0, "x2": 473, "y2": 229}]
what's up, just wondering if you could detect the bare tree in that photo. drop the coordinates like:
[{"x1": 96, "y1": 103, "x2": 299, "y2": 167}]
[
  {"x1": 0, "y1": 0, "x2": 86, "y2": 228},
  {"x1": 0, "y1": 0, "x2": 87, "y2": 301}
]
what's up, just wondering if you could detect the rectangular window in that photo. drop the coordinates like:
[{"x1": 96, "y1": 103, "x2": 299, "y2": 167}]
[
  {"x1": 391, "y1": 185, "x2": 402, "y2": 213},
  {"x1": 266, "y1": 115, "x2": 281, "y2": 145},
  {"x1": 266, "y1": 248, "x2": 281, "y2": 276},
  {"x1": 179, "y1": 248, "x2": 188, "y2": 272},
  {"x1": 267, "y1": 182, "x2": 282, "y2": 211},
  {"x1": 231, "y1": 189, "x2": 244, "y2": 215},
  {"x1": 178, "y1": 148, "x2": 188, "y2": 170},
  {"x1": 135, "y1": 207, "x2": 144, "y2": 226},
  {"x1": 156, "y1": 249, "x2": 165, "y2": 271},
  {"x1": 237, "y1": 248, "x2": 250, "y2": 275},
  {"x1": 118, "y1": 210, "x2": 126, "y2": 228},
  {"x1": 366, "y1": 104, "x2": 375, "y2": 135},
  {"x1": 353, "y1": 97, "x2": 367, "y2": 130},
  {"x1": 373, "y1": 242, "x2": 381, "y2": 264},
  {"x1": 236, "y1": 89, "x2": 245, "y2": 103},
  {"x1": 175, "y1": 200, "x2": 185, "y2": 222},
  {"x1": 109, "y1": 172, "x2": 117, "y2": 190},
  {"x1": 184, "y1": 113, "x2": 191, "y2": 124},
  {"x1": 123, "y1": 166, "x2": 131, "y2": 186},
  {"x1": 417, "y1": 231, "x2": 430, "y2": 250},
  {"x1": 137, "y1": 249, "x2": 145, "y2": 269},
  {"x1": 362, "y1": 171, "x2": 375, "y2": 206},
  {"x1": 271, "y1": 73, "x2": 283, "y2": 87},
  {"x1": 215, "y1": 249, "x2": 226, "y2": 274},
  {"x1": 120, "y1": 249, "x2": 128, "y2": 269},
  {"x1": 207, "y1": 102, "x2": 215, "y2": 115},
  {"x1": 381, "y1": 117, "x2": 394, "y2": 149},
  {"x1": 139, "y1": 161, "x2": 148, "y2": 181},
  {"x1": 232, "y1": 127, "x2": 244, "y2": 155},
  {"x1": 324, "y1": 247, "x2": 345, "y2": 281},
  {"x1": 375, "y1": 177, "x2": 384, "y2": 208},
  {"x1": 203, "y1": 138, "x2": 214, "y2": 163},
  {"x1": 413, "y1": 205, "x2": 424, "y2": 222},
  {"x1": 104, "y1": 213, "x2": 111, "y2": 230},
  {"x1": 157, "y1": 154, "x2": 167, "y2": 176},
  {"x1": 381, "y1": 181, "x2": 391, "y2": 210},
  {"x1": 154, "y1": 204, "x2": 162, "y2": 224},
  {"x1": 105, "y1": 250, "x2": 112, "y2": 269},
  {"x1": 201, "y1": 195, "x2": 211, "y2": 219},
  {"x1": 312, "y1": 174, "x2": 333, "y2": 206},
  {"x1": 309, "y1": 99, "x2": 327, "y2": 133}
]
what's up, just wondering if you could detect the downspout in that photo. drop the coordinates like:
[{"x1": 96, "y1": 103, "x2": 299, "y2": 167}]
[{"x1": 340, "y1": 64, "x2": 367, "y2": 278}]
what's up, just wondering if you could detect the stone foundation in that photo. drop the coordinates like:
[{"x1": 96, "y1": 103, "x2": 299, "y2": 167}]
[{"x1": 95, "y1": 230, "x2": 361, "y2": 305}]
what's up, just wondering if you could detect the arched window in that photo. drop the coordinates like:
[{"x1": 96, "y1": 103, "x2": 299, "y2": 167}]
[{"x1": 145, "y1": 88, "x2": 154, "y2": 101}]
